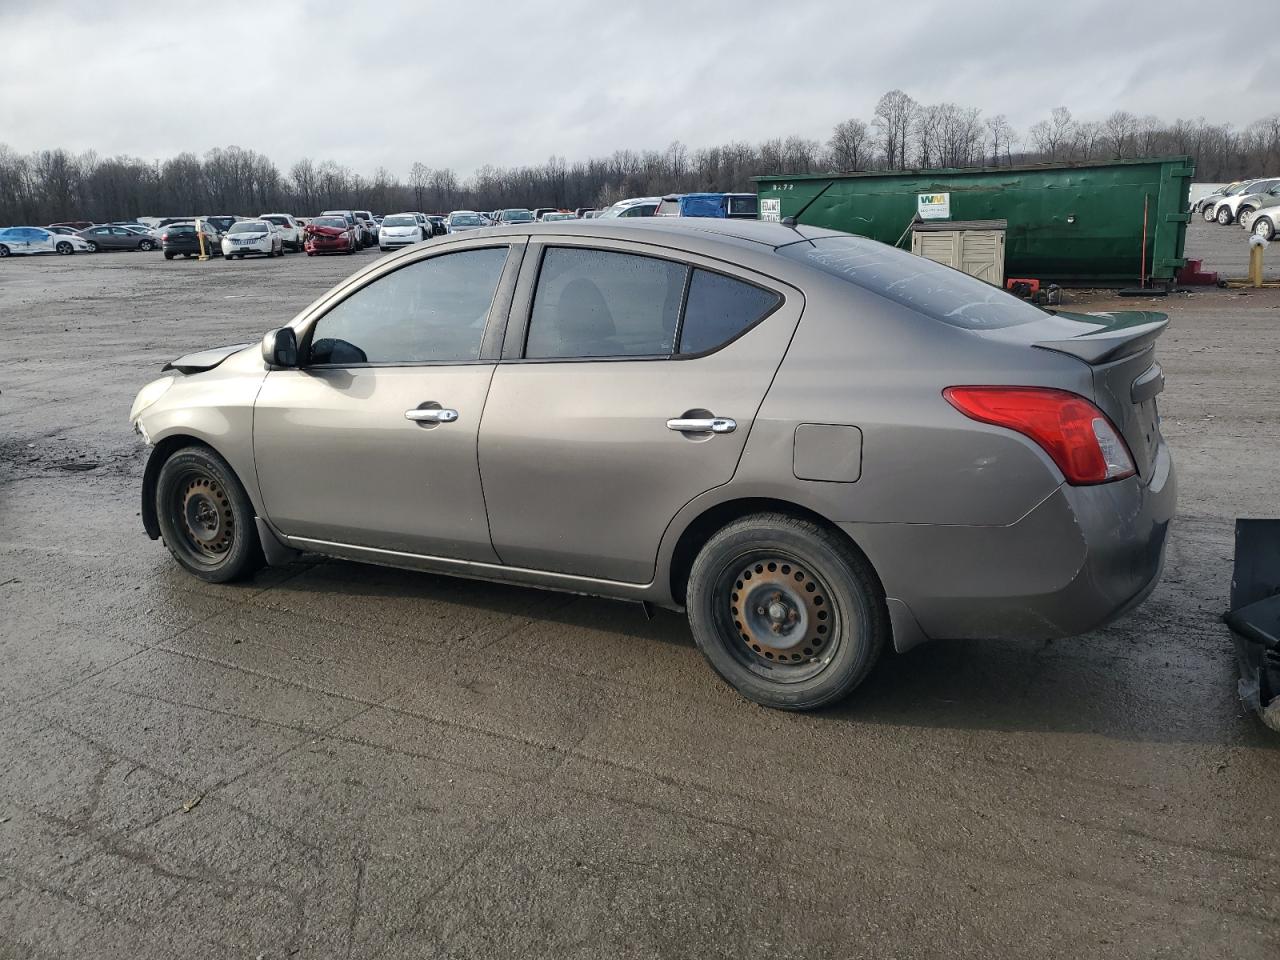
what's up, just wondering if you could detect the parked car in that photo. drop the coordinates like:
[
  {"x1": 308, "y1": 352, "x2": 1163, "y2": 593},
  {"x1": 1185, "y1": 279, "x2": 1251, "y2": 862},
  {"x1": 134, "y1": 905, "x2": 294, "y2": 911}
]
[
  {"x1": 0, "y1": 226, "x2": 93, "y2": 256},
  {"x1": 354, "y1": 210, "x2": 378, "y2": 247},
  {"x1": 599, "y1": 196, "x2": 660, "y2": 218},
  {"x1": 378, "y1": 212, "x2": 427, "y2": 250},
  {"x1": 204, "y1": 215, "x2": 244, "y2": 235},
  {"x1": 1251, "y1": 208, "x2": 1279, "y2": 241},
  {"x1": 497, "y1": 208, "x2": 536, "y2": 225},
  {"x1": 539, "y1": 211, "x2": 578, "y2": 222},
  {"x1": 321, "y1": 210, "x2": 368, "y2": 248},
  {"x1": 445, "y1": 211, "x2": 487, "y2": 233},
  {"x1": 160, "y1": 221, "x2": 222, "y2": 259},
  {"x1": 1203, "y1": 180, "x2": 1259, "y2": 222},
  {"x1": 78, "y1": 224, "x2": 159, "y2": 252},
  {"x1": 260, "y1": 213, "x2": 304, "y2": 251},
  {"x1": 532, "y1": 207, "x2": 556, "y2": 220},
  {"x1": 304, "y1": 215, "x2": 358, "y2": 255},
  {"x1": 1236, "y1": 184, "x2": 1280, "y2": 230},
  {"x1": 130, "y1": 218, "x2": 1175, "y2": 711},
  {"x1": 221, "y1": 220, "x2": 284, "y2": 259},
  {"x1": 426, "y1": 215, "x2": 448, "y2": 237},
  {"x1": 574, "y1": 207, "x2": 596, "y2": 218},
  {"x1": 1214, "y1": 178, "x2": 1280, "y2": 225}
]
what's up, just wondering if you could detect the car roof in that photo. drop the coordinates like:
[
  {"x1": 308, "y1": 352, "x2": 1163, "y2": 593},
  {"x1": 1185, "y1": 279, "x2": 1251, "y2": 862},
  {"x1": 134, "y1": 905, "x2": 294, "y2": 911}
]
[{"x1": 441, "y1": 216, "x2": 843, "y2": 251}]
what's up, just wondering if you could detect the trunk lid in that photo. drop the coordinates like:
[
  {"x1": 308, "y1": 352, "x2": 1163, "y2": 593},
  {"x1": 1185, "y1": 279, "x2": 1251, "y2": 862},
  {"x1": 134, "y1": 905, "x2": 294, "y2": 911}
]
[{"x1": 980, "y1": 310, "x2": 1168, "y2": 479}]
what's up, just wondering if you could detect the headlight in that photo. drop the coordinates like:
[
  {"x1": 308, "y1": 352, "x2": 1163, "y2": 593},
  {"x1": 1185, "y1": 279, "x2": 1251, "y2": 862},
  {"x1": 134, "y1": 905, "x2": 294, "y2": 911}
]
[{"x1": 130, "y1": 375, "x2": 174, "y2": 422}]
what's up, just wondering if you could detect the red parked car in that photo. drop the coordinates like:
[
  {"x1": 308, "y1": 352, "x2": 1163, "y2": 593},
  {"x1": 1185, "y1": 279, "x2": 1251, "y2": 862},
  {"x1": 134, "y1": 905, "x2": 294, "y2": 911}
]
[{"x1": 303, "y1": 215, "x2": 358, "y2": 255}]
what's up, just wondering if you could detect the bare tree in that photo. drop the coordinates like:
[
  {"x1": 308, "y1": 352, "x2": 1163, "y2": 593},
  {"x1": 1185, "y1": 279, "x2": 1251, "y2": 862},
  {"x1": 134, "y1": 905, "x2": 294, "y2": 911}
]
[
  {"x1": 828, "y1": 118, "x2": 871, "y2": 172},
  {"x1": 1102, "y1": 110, "x2": 1138, "y2": 158},
  {"x1": 873, "y1": 89, "x2": 917, "y2": 170}
]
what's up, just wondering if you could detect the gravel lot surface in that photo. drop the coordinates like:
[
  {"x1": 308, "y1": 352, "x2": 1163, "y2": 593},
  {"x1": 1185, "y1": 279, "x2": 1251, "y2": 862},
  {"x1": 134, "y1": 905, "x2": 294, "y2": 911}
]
[{"x1": 2, "y1": 226, "x2": 1278, "y2": 958}]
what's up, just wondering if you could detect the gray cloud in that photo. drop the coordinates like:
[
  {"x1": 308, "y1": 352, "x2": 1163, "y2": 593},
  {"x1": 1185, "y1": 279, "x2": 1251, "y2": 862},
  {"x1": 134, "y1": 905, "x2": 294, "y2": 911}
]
[{"x1": 0, "y1": 0, "x2": 1273, "y2": 178}]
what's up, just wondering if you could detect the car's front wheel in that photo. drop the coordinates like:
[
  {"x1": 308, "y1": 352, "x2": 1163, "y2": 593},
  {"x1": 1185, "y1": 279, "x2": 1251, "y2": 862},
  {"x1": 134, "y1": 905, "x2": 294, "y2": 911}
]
[
  {"x1": 1255, "y1": 217, "x2": 1276, "y2": 241},
  {"x1": 1217, "y1": 206, "x2": 1234, "y2": 225},
  {"x1": 155, "y1": 446, "x2": 263, "y2": 582},
  {"x1": 85, "y1": 240, "x2": 99, "y2": 252},
  {"x1": 139, "y1": 239, "x2": 155, "y2": 251},
  {"x1": 686, "y1": 513, "x2": 888, "y2": 711},
  {"x1": 1203, "y1": 204, "x2": 1217, "y2": 223}
]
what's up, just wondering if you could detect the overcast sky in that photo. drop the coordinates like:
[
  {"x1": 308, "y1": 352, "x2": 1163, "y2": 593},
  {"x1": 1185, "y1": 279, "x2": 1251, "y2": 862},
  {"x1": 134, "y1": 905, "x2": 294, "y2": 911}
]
[{"x1": 1, "y1": 0, "x2": 1274, "y2": 178}]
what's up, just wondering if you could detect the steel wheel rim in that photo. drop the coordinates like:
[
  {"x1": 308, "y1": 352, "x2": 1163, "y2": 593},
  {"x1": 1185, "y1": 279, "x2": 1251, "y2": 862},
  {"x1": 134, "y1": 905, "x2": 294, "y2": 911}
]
[
  {"x1": 173, "y1": 470, "x2": 234, "y2": 563},
  {"x1": 716, "y1": 552, "x2": 844, "y2": 683}
]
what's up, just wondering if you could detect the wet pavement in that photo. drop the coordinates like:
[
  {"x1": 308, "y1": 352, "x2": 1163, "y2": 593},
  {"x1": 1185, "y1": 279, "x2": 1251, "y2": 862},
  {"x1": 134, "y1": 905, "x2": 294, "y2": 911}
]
[{"x1": 2, "y1": 225, "x2": 1279, "y2": 958}]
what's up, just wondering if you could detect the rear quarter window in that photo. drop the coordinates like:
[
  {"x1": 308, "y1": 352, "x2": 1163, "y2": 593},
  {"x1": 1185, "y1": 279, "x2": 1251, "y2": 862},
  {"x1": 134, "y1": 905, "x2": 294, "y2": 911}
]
[
  {"x1": 779, "y1": 235, "x2": 1043, "y2": 330},
  {"x1": 678, "y1": 269, "x2": 781, "y2": 354}
]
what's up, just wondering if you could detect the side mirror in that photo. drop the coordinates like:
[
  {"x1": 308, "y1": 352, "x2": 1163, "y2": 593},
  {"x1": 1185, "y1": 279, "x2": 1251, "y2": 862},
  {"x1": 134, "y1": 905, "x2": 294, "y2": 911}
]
[{"x1": 261, "y1": 327, "x2": 298, "y2": 368}]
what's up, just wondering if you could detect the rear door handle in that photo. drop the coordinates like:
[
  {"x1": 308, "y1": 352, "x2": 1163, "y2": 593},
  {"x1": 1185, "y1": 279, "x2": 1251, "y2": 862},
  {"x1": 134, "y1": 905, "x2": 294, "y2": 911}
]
[
  {"x1": 405, "y1": 407, "x2": 459, "y2": 423},
  {"x1": 667, "y1": 417, "x2": 736, "y2": 434}
]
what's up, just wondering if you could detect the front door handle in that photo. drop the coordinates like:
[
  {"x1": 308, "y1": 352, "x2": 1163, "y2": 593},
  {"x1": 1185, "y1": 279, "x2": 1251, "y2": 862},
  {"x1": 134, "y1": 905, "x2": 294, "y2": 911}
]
[
  {"x1": 667, "y1": 417, "x2": 736, "y2": 434},
  {"x1": 405, "y1": 407, "x2": 459, "y2": 423}
]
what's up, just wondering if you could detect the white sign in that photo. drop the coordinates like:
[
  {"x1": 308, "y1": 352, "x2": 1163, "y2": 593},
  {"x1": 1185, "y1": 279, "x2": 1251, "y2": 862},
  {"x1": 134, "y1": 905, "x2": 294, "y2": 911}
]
[
  {"x1": 917, "y1": 192, "x2": 951, "y2": 220},
  {"x1": 760, "y1": 197, "x2": 781, "y2": 222}
]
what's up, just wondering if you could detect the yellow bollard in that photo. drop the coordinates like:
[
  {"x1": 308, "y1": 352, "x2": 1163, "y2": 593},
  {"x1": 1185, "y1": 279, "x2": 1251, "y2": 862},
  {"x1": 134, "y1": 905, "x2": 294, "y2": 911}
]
[{"x1": 1248, "y1": 237, "x2": 1265, "y2": 288}]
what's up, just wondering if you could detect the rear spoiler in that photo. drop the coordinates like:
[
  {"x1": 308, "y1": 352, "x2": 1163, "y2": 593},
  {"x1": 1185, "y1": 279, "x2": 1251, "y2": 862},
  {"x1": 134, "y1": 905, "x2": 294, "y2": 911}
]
[{"x1": 1033, "y1": 312, "x2": 1169, "y2": 365}]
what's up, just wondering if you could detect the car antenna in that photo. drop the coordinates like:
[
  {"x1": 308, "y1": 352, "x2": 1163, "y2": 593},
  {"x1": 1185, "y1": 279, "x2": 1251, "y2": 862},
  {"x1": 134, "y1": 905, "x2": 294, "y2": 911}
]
[{"x1": 779, "y1": 179, "x2": 837, "y2": 232}]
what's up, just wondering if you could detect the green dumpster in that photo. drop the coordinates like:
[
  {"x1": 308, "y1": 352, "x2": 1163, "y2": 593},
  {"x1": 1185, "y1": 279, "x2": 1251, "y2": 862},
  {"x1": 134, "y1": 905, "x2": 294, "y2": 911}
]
[{"x1": 754, "y1": 157, "x2": 1194, "y2": 286}]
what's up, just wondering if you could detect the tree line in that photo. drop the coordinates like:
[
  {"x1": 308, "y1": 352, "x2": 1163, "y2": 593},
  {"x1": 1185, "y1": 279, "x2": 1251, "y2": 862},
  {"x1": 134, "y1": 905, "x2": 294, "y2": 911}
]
[{"x1": 2, "y1": 89, "x2": 1278, "y2": 226}]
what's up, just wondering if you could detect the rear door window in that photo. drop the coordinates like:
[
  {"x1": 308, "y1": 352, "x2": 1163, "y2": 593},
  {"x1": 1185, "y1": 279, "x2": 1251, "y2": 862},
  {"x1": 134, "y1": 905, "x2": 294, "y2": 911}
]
[
  {"x1": 678, "y1": 269, "x2": 781, "y2": 355},
  {"x1": 524, "y1": 247, "x2": 685, "y2": 359}
]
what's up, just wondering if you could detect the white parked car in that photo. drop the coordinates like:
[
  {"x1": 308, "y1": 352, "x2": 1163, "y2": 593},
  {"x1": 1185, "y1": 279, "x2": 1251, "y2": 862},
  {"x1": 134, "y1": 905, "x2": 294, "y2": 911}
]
[
  {"x1": 377, "y1": 213, "x2": 427, "y2": 250},
  {"x1": 598, "y1": 196, "x2": 661, "y2": 218},
  {"x1": 259, "y1": 213, "x2": 304, "y2": 251},
  {"x1": 445, "y1": 210, "x2": 488, "y2": 232},
  {"x1": 220, "y1": 220, "x2": 284, "y2": 259},
  {"x1": 0, "y1": 226, "x2": 94, "y2": 257}
]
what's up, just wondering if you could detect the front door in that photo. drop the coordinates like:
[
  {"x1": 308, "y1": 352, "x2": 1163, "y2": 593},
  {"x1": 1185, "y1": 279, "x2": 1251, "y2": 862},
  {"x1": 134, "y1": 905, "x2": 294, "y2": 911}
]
[
  {"x1": 479, "y1": 238, "x2": 800, "y2": 583},
  {"x1": 254, "y1": 243, "x2": 516, "y2": 561}
]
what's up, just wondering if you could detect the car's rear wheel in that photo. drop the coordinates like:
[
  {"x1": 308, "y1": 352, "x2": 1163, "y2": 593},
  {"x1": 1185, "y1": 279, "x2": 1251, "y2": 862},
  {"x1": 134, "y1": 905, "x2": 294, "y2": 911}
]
[
  {"x1": 1217, "y1": 206, "x2": 1234, "y2": 225},
  {"x1": 85, "y1": 240, "x2": 99, "y2": 252},
  {"x1": 1255, "y1": 217, "x2": 1276, "y2": 241},
  {"x1": 686, "y1": 513, "x2": 888, "y2": 710},
  {"x1": 139, "y1": 239, "x2": 155, "y2": 251},
  {"x1": 164, "y1": 251, "x2": 174, "y2": 260},
  {"x1": 155, "y1": 446, "x2": 263, "y2": 582},
  {"x1": 0, "y1": 244, "x2": 9, "y2": 257},
  {"x1": 55, "y1": 241, "x2": 73, "y2": 255}
]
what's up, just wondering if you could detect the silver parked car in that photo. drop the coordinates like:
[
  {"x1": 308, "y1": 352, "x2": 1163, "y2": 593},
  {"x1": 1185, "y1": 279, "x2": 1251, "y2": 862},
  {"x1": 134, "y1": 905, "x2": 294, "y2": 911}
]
[{"x1": 131, "y1": 219, "x2": 1175, "y2": 710}]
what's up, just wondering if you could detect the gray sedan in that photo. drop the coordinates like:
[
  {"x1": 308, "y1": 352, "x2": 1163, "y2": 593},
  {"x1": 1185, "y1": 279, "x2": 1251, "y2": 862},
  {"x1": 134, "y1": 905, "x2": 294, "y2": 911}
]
[
  {"x1": 130, "y1": 219, "x2": 1175, "y2": 710},
  {"x1": 78, "y1": 224, "x2": 159, "y2": 252}
]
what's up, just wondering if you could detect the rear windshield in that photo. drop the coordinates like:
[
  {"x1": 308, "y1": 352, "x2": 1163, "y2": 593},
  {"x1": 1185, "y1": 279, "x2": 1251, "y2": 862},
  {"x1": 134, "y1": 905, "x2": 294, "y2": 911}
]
[
  {"x1": 501, "y1": 210, "x2": 533, "y2": 221},
  {"x1": 450, "y1": 214, "x2": 482, "y2": 225},
  {"x1": 778, "y1": 235, "x2": 1044, "y2": 330},
  {"x1": 382, "y1": 214, "x2": 417, "y2": 226},
  {"x1": 167, "y1": 224, "x2": 195, "y2": 234},
  {"x1": 229, "y1": 221, "x2": 267, "y2": 233}
]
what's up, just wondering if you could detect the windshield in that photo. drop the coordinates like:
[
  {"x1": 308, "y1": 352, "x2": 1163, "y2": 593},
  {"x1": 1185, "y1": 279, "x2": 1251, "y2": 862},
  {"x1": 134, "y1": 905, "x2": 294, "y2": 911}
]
[
  {"x1": 382, "y1": 215, "x2": 417, "y2": 227},
  {"x1": 262, "y1": 216, "x2": 289, "y2": 226},
  {"x1": 779, "y1": 235, "x2": 1045, "y2": 331},
  {"x1": 500, "y1": 210, "x2": 533, "y2": 222},
  {"x1": 313, "y1": 217, "x2": 347, "y2": 229},
  {"x1": 1226, "y1": 182, "x2": 1254, "y2": 196},
  {"x1": 229, "y1": 221, "x2": 267, "y2": 234},
  {"x1": 450, "y1": 214, "x2": 482, "y2": 226}
]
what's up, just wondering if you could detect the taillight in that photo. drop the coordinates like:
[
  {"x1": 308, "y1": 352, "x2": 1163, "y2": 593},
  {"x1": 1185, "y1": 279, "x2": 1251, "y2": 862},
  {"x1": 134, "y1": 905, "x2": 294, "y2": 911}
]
[
  {"x1": 161, "y1": 233, "x2": 168, "y2": 241},
  {"x1": 943, "y1": 386, "x2": 1136, "y2": 485}
]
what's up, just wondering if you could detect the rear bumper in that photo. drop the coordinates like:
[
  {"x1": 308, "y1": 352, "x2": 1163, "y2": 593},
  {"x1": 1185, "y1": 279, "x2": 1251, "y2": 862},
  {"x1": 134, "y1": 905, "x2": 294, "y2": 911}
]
[{"x1": 842, "y1": 439, "x2": 1176, "y2": 650}]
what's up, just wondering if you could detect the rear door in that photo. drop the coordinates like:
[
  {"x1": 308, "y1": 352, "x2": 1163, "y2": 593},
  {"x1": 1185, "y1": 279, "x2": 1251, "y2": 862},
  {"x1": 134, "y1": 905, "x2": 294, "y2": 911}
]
[{"x1": 478, "y1": 236, "x2": 800, "y2": 583}]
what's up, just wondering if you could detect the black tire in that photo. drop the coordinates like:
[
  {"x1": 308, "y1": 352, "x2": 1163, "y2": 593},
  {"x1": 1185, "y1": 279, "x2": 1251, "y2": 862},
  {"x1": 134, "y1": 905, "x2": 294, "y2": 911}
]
[
  {"x1": 686, "y1": 513, "x2": 888, "y2": 710},
  {"x1": 1255, "y1": 217, "x2": 1276, "y2": 241},
  {"x1": 85, "y1": 240, "x2": 99, "y2": 252},
  {"x1": 1238, "y1": 206, "x2": 1255, "y2": 225},
  {"x1": 0, "y1": 244, "x2": 8, "y2": 257},
  {"x1": 1203, "y1": 204, "x2": 1217, "y2": 223},
  {"x1": 164, "y1": 251, "x2": 174, "y2": 260},
  {"x1": 55, "y1": 241, "x2": 73, "y2": 255},
  {"x1": 155, "y1": 446, "x2": 263, "y2": 583},
  {"x1": 1217, "y1": 205, "x2": 1234, "y2": 225},
  {"x1": 139, "y1": 239, "x2": 155, "y2": 251}
]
